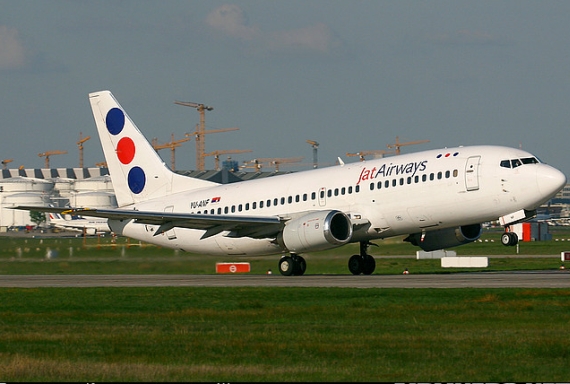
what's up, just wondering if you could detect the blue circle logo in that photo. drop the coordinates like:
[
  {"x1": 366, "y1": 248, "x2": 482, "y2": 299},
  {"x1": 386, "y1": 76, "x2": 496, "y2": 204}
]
[
  {"x1": 106, "y1": 108, "x2": 125, "y2": 135},
  {"x1": 127, "y1": 166, "x2": 146, "y2": 194}
]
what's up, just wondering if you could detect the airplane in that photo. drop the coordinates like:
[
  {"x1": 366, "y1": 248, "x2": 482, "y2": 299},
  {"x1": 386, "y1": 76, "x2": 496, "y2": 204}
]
[
  {"x1": 14, "y1": 90, "x2": 567, "y2": 276},
  {"x1": 48, "y1": 212, "x2": 111, "y2": 235}
]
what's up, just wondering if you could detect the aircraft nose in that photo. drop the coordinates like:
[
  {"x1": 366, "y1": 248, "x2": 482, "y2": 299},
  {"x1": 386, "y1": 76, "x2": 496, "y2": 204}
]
[{"x1": 537, "y1": 165, "x2": 567, "y2": 199}]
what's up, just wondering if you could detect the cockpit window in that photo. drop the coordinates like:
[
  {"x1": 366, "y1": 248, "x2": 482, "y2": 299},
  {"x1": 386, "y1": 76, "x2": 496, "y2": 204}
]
[
  {"x1": 500, "y1": 157, "x2": 540, "y2": 168},
  {"x1": 521, "y1": 157, "x2": 539, "y2": 165}
]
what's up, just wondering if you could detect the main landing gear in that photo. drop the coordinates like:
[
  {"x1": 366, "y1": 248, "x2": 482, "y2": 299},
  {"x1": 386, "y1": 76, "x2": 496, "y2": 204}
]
[
  {"x1": 348, "y1": 241, "x2": 377, "y2": 275},
  {"x1": 501, "y1": 230, "x2": 519, "y2": 246},
  {"x1": 279, "y1": 254, "x2": 307, "y2": 276}
]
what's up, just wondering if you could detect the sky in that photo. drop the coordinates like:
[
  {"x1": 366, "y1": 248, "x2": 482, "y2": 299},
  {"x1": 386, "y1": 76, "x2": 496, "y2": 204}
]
[{"x1": 1, "y1": 0, "x2": 569, "y2": 177}]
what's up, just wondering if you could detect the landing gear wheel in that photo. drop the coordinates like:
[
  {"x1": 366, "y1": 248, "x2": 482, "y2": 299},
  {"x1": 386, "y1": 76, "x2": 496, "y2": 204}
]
[
  {"x1": 348, "y1": 255, "x2": 363, "y2": 275},
  {"x1": 279, "y1": 256, "x2": 295, "y2": 276},
  {"x1": 362, "y1": 255, "x2": 376, "y2": 275},
  {"x1": 501, "y1": 232, "x2": 518, "y2": 246},
  {"x1": 279, "y1": 255, "x2": 307, "y2": 276},
  {"x1": 293, "y1": 255, "x2": 307, "y2": 276},
  {"x1": 348, "y1": 242, "x2": 378, "y2": 275}
]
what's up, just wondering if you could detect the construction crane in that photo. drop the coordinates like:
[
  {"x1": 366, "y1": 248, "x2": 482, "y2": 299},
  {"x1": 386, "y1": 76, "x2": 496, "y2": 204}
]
[
  {"x1": 346, "y1": 150, "x2": 395, "y2": 161},
  {"x1": 387, "y1": 136, "x2": 430, "y2": 155},
  {"x1": 38, "y1": 150, "x2": 67, "y2": 168},
  {"x1": 151, "y1": 133, "x2": 191, "y2": 171},
  {"x1": 306, "y1": 140, "x2": 319, "y2": 168},
  {"x1": 77, "y1": 132, "x2": 91, "y2": 168},
  {"x1": 243, "y1": 156, "x2": 304, "y2": 172},
  {"x1": 203, "y1": 149, "x2": 253, "y2": 170},
  {"x1": 175, "y1": 100, "x2": 239, "y2": 171},
  {"x1": 2, "y1": 159, "x2": 13, "y2": 170}
]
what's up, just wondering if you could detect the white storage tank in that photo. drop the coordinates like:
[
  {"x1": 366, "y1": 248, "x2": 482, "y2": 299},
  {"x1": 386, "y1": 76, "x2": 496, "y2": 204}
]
[
  {"x1": 0, "y1": 177, "x2": 54, "y2": 193},
  {"x1": 0, "y1": 192, "x2": 50, "y2": 227},
  {"x1": 73, "y1": 175, "x2": 114, "y2": 193},
  {"x1": 52, "y1": 178, "x2": 75, "y2": 197},
  {"x1": 70, "y1": 191, "x2": 117, "y2": 208}
]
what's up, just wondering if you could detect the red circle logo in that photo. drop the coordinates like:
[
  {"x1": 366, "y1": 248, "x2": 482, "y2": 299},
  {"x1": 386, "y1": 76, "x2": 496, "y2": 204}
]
[{"x1": 116, "y1": 137, "x2": 135, "y2": 164}]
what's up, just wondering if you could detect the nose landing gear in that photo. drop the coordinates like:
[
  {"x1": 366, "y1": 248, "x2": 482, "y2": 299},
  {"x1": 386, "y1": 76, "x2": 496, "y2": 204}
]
[{"x1": 501, "y1": 231, "x2": 519, "y2": 246}]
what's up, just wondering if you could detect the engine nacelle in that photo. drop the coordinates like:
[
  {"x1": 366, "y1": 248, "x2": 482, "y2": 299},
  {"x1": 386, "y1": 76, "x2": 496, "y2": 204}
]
[
  {"x1": 280, "y1": 210, "x2": 353, "y2": 253},
  {"x1": 405, "y1": 224, "x2": 482, "y2": 251},
  {"x1": 84, "y1": 227, "x2": 97, "y2": 236}
]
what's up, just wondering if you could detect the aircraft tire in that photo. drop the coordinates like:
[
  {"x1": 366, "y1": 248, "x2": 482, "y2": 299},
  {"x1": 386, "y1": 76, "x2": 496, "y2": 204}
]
[
  {"x1": 509, "y1": 232, "x2": 519, "y2": 246},
  {"x1": 279, "y1": 256, "x2": 295, "y2": 276},
  {"x1": 293, "y1": 256, "x2": 307, "y2": 276},
  {"x1": 348, "y1": 255, "x2": 363, "y2": 275},
  {"x1": 501, "y1": 232, "x2": 518, "y2": 246},
  {"x1": 362, "y1": 255, "x2": 376, "y2": 275}
]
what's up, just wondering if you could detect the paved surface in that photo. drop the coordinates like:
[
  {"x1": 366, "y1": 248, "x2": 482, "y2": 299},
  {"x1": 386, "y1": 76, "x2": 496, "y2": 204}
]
[{"x1": 1, "y1": 272, "x2": 569, "y2": 288}]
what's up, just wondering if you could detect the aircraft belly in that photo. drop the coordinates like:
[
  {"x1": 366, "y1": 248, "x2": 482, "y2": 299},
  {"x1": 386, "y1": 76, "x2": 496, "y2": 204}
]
[{"x1": 113, "y1": 220, "x2": 282, "y2": 256}]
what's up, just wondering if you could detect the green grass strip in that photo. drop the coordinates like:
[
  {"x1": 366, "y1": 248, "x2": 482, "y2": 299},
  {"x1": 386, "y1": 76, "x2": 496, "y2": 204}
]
[{"x1": 0, "y1": 287, "x2": 569, "y2": 381}]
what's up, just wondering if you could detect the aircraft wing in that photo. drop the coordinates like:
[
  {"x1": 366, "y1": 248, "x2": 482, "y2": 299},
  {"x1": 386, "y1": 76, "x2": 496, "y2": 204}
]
[{"x1": 14, "y1": 206, "x2": 283, "y2": 239}]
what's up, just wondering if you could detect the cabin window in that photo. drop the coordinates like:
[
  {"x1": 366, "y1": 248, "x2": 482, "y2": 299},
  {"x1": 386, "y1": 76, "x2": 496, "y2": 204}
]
[
  {"x1": 453, "y1": 169, "x2": 458, "y2": 177},
  {"x1": 445, "y1": 170, "x2": 450, "y2": 178},
  {"x1": 385, "y1": 180, "x2": 390, "y2": 188},
  {"x1": 252, "y1": 202, "x2": 257, "y2": 209},
  {"x1": 355, "y1": 185, "x2": 360, "y2": 193},
  {"x1": 281, "y1": 197, "x2": 285, "y2": 205},
  {"x1": 303, "y1": 193, "x2": 308, "y2": 201},
  {"x1": 288, "y1": 196, "x2": 293, "y2": 203},
  {"x1": 260, "y1": 201, "x2": 264, "y2": 208},
  {"x1": 312, "y1": 192, "x2": 317, "y2": 200},
  {"x1": 392, "y1": 179, "x2": 397, "y2": 187},
  {"x1": 238, "y1": 204, "x2": 243, "y2": 212},
  {"x1": 370, "y1": 183, "x2": 375, "y2": 191},
  {"x1": 245, "y1": 203, "x2": 249, "y2": 211},
  {"x1": 231, "y1": 205, "x2": 236, "y2": 213},
  {"x1": 348, "y1": 186, "x2": 353, "y2": 194},
  {"x1": 224, "y1": 207, "x2": 229, "y2": 214}
]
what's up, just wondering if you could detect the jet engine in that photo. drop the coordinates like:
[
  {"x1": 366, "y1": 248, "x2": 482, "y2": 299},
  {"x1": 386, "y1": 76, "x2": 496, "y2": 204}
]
[
  {"x1": 279, "y1": 210, "x2": 353, "y2": 253},
  {"x1": 404, "y1": 224, "x2": 482, "y2": 251},
  {"x1": 84, "y1": 227, "x2": 97, "y2": 236}
]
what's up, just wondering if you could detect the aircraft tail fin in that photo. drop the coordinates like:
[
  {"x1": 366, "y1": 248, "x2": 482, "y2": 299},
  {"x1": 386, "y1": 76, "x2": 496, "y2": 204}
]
[{"x1": 89, "y1": 90, "x2": 218, "y2": 207}]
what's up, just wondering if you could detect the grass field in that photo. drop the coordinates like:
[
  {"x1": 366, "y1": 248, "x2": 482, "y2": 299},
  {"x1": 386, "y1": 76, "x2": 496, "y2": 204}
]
[
  {"x1": 1, "y1": 227, "x2": 570, "y2": 275},
  {"x1": 1, "y1": 229, "x2": 569, "y2": 381},
  {"x1": 1, "y1": 287, "x2": 570, "y2": 382}
]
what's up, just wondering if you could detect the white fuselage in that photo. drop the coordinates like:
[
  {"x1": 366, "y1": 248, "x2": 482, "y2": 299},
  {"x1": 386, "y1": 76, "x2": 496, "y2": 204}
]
[{"x1": 108, "y1": 145, "x2": 565, "y2": 256}]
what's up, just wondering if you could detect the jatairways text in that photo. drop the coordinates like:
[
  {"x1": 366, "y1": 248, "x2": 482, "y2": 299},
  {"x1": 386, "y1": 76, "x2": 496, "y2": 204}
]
[{"x1": 357, "y1": 160, "x2": 428, "y2": 185}]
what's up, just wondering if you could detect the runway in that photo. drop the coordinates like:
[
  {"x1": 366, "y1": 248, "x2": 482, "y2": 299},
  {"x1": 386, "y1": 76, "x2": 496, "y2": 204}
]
[{"x1": 1, "y1": 271, "x2": 569, "y2": 288}]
